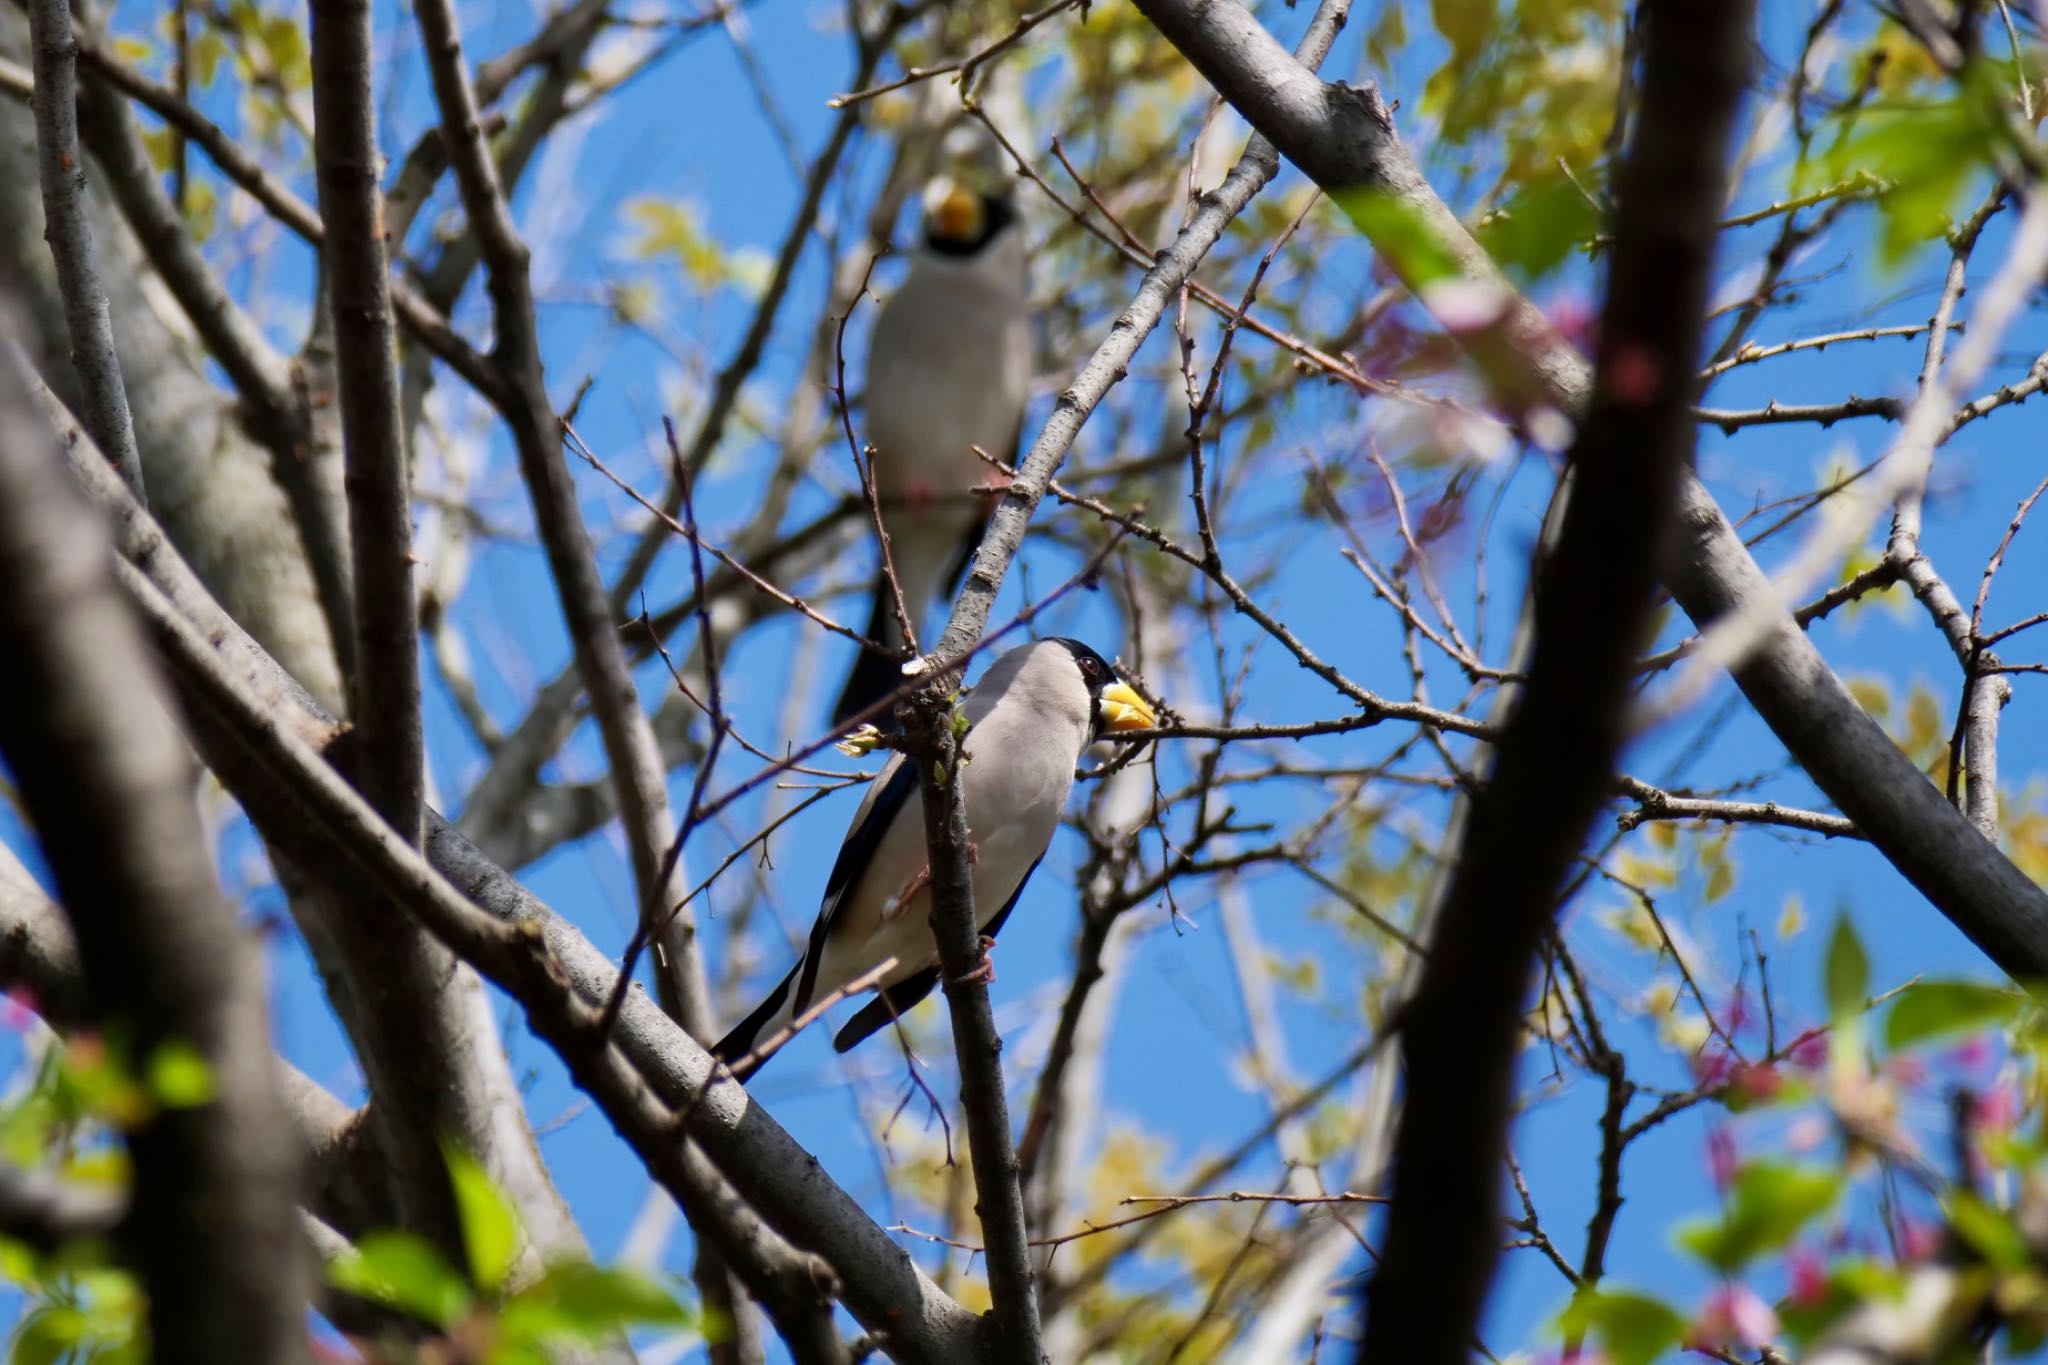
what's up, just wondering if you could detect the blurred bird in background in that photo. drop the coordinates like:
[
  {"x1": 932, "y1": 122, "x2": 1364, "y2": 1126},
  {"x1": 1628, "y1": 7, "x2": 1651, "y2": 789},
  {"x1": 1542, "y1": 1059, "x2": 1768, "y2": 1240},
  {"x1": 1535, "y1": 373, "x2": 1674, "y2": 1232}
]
[{"x1": 834, "y1": 124, "x2": 1032, "y2": 724}]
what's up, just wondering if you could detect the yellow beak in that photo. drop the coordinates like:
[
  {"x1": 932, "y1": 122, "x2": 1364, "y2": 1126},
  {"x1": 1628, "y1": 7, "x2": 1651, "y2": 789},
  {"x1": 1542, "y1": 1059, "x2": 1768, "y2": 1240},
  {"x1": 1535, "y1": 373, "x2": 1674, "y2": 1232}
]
[
  {"x1": 1099, "y1": 680, "x2": 1158, "y2": 734},
  {"x1": 926, "y1": 179, "x2": 984, "y2": 243}
]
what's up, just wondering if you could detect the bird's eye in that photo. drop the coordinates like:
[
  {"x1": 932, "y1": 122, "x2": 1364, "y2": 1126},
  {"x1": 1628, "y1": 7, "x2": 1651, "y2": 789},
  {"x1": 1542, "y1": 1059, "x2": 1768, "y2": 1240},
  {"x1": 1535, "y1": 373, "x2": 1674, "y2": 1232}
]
[{"x1": 1081, "y1": 658, "x2": 1100, "y2": 677}]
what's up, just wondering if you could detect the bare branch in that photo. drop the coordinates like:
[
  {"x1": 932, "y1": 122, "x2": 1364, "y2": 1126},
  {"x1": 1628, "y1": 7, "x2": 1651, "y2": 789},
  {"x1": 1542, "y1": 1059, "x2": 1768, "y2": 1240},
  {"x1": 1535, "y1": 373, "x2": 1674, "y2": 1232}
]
[
  {"x1": 25, "y1": 0, "x2": 141, "y2": 496},
  {"x1": 0, "y1": 1159, "x2": 124, "y2": 1254},
  {"x1": 907, "y1": 699, "x2": 1045, "y2": 1363},
  {"x1": 0, "y1": 316, "x2": 309, "y2": 1365},
  {"x1": 309, "y1": 0, "x2": 423, "y2": 842}
]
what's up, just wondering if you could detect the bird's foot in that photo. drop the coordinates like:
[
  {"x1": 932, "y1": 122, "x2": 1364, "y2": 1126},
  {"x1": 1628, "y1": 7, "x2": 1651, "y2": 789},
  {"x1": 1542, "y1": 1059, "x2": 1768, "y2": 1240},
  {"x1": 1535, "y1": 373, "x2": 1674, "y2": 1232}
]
[
  {"x1": 954, "y1": 935, "x2": 998, "y2": 986},
  {"x1": 884, "y1": 844, "x2": 977, "y2": 921},
  {"x1": 885, "y1": 866, "x2": 931, "y2": 920}
]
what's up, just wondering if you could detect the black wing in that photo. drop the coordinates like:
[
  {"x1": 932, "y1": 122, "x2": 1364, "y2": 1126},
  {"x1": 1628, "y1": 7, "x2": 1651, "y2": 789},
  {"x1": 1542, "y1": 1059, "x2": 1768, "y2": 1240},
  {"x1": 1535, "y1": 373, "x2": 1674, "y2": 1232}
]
[
  {"x1": 794, "y1": 755, "x2": 921, "y2": 1013},
  {"x1": 935, "y1": 410, "x2": 1021, "y2": 595},
  {"x1": 833, "y1": 582, "x2": 909, "y2": 726},
  {"x1": 829, "y1": 853, "x2": 1042, "y2": 1056},
  {"x1": 711, "y1": 959, "x2": 801, "y2": 1082}
]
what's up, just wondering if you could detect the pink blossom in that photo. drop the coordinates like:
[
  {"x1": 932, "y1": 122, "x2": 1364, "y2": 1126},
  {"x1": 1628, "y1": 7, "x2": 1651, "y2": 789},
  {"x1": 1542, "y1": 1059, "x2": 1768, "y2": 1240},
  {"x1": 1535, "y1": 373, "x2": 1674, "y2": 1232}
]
[
  {"x1": 1787, "y1": 1245, "x2": 1828, "y2": 1307},
  {"x1": 1787, "y1": 1115, "x2": 1830, "y2": 1152},
  {"x1": 1947, "y1": 1035, "x2": 1994, "y2": 1072},
  {"x1": 1724, "y1": 989, "x2": 1751, "y2": 1037},
  {"x1": 1884, "y1": 1054, "x2": 1927, "y2": 1087},
  {"x1": 1419, "y1": 278, "x2": 1509, "y2": 333},
  {"x1": 1730, "y1": 1062, "x2": 1783, "y2": 1103},
  {"x1": 1603, "y1": 344, "x2": 1664, "y2": 405},
  {"x1": 1692, "y1": 1048, "x2": 1735, "y2": 1087},
  {"x1": 1788, "y1": 1029, "x2": 1829, "y2": 1070},
  {"x1": 1708, "y1": 1127, "x2": 1739, "y2": 1191},
  {"x1": 0, "y1": 989, "x2": 36, "y2": 1032},
  {"x1": 1972, "y1": 1084, "x2": 2017, "y2": 1133},
  {"x1": 1898, "y1": 1217, "x2": 1943, "y2": 1261},
  {"x1": 1545, "y1": 292, "x2": 1598, "y2": 351},
  {"x1": 1690, "y1": 1284, "x2": 1780, "y2": 1351}
]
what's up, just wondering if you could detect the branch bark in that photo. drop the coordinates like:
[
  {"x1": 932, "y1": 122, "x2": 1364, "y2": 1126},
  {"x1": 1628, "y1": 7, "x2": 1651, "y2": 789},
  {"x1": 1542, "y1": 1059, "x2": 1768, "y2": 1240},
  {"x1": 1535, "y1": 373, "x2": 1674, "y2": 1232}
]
[
  {"x1": 69, "y1": 57, "x2": 357, "y2": 672},
  {"x1": 309, "y1": 0, "x2": 423, "y2": 843},
  {"x1": 1124, "y1": 0, "x2": 2048, "y2": 979},
  {"x1": 0, "y1": 311, "x2": 308, "y2": 1365},
  {"x1": 25, "y1": 0, "x2": 141, "y2": 496},
  {"x1": 1355, "y1": 2, "x2": 1753, "y2": 1358},
  {"x1": 0, "y1": 1160, "x2": 124, "y2": 1255}
]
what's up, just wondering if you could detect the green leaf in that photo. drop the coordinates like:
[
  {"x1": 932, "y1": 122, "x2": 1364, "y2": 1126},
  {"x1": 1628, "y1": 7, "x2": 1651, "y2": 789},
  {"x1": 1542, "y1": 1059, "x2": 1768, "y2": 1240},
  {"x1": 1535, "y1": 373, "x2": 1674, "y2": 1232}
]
[
  {"x1": 329, "y1": 1230, "x2": 473, "y2": 1327},
  {"x1": 444, "y1": 1141, "x2": 523, "y2": 1295},
  {"x1": 1825, "y1": 914, "x2": 1869, "y2": 1022},
  {"x1": 1885, "y1": 979, "x2": 2023, "y2": 1050},
  {"x1": 13, "y1": 1304, "x2": 88, "y2": 1365},
  {"x1": 498, "y1": 1262, "x2": 693, "y2": 1348},
  {"x1": 1554, "y1": 1285, "x2": 1686, "y2": 1365},
  {"x1": 145, "y1": 1041, "x2": 214, "y2": 1109},
  {"x1": 1806, "y1": 64, "x2": 2007, "y2": 267},
  {"x1": 1329, "y1": 189, "x2": 1465, "y2": 288},
  {"x1": 1951, "y1": 1191, "x2": 2029, "y2": 1272},
  {"x1": 1676, "y1": 1160, "x2": 1844, "y2": 1273},
  {"x1": 1475, "y1": 174, "x2": 1598, "y2": 282}
]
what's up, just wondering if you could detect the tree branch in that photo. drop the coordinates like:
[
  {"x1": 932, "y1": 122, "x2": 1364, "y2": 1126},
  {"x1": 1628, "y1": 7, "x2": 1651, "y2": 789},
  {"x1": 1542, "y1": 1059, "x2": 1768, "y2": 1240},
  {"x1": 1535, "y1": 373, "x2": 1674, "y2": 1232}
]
[
  {"x1": 310, "y1": 0, "x2": 423, "y2": 842},
  {"x1": 412, "y1": 0, "x2": 705, "y2": 1023},
  {"x1": 67, "y1": 58, "x2": 358, "y2": 674},
  {"x1": 908, "y1": 695, "x2": 1044, "y2": 1363},
  {"x1": 1354, "y1": 1, "x2": 1754, "y2": 1357},
  {"x1": 0, "y1": 311, "x2": 309, "y2": 1365},
  {"x1": 0, "y1": 1159, "x2": 124, "y2": 1255},
  {"x1": 920, "y1": 0, "x2": 1352, "y2": 673},
  {"x1": 25, "y1": 0, "x2": 141, "y2": 496}
]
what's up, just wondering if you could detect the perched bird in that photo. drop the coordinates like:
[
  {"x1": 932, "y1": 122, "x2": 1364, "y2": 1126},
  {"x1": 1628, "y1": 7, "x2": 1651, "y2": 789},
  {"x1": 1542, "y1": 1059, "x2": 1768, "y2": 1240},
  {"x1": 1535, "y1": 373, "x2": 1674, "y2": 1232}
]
[
  {"x1": 717, "y1": 638, "x2": 1156, "y2": 1079},
  {"x1": 834, "y1": 127, "x2": 1033, "y2": 724}
]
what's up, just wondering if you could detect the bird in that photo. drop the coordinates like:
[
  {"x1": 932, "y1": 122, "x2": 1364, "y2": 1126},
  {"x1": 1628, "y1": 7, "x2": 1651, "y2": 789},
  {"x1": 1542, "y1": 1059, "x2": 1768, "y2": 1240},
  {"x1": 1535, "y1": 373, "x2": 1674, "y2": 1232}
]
[
  {"x1": 717, "y1": 638, "x2": 1157, "y2": 1080},
  {"x1": 834, "y1": 126, "x2": 1033, "y2": 725}
]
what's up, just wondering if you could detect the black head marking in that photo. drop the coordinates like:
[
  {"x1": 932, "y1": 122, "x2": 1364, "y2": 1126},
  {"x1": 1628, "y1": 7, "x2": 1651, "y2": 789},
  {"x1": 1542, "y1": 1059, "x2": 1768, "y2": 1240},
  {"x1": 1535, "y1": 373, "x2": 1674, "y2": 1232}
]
[
  {"x1": 1047, "y1": 637, "x2": 1123, "y2": 736},
  {"x1": 925, "y1": 192, "x2": 1017, "y2": 257}
]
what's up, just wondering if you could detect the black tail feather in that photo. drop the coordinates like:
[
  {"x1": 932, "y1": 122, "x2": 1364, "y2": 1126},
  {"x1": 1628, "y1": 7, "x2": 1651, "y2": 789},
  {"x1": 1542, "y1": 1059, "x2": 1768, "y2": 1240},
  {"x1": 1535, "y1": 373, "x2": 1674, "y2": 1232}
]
[
  {"x1": 711, "y1": 961, "x2": 801, "y2": 1083},
  {"x1": 831, "y1": 966, "x2": 943, "y2": 1054},
  {"x1": 832, "y1": 580, "x2": 907, "y2": 727},
  {"x1": 831, "y1": 517, "x2": 986, "y2": 726}
]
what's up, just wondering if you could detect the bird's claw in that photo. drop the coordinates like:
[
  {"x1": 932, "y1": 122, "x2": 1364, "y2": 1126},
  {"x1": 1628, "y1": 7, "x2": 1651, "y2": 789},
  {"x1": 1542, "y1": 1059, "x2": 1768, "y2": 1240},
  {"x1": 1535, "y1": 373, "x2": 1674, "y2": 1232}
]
[{"x1": 954, "y1": 935, "x2": 998, "y2": 986}]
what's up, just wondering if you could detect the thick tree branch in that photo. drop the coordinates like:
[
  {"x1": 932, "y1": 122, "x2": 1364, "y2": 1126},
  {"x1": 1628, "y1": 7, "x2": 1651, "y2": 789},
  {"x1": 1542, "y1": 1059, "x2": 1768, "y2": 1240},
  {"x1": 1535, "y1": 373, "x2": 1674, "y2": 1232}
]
[
  {"x1": 25, "y1": 0, "x2": 141, "y2": 496},
  {"x1": 66, "y1": 61, "x2": 358, "y2": 674},
  {"x1": 1127, "y1": 0, "x2": 2048, "y2": 980},
  {"x1": 0, "y1": 314, "x2": 309, "y2": 1365},
  {"x1": 22, "y1": 347, "x2": 595, "y2": 1278},
  {"x1": 310, "y1": 0, "x2": 423, "y2": 842},
  {"x1": 1355, "y1": 5, "x2": 1752, "y2": 1359},
  {"x1": 0, "y1": 1159, "x2": 124, "y2": 1254}
]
